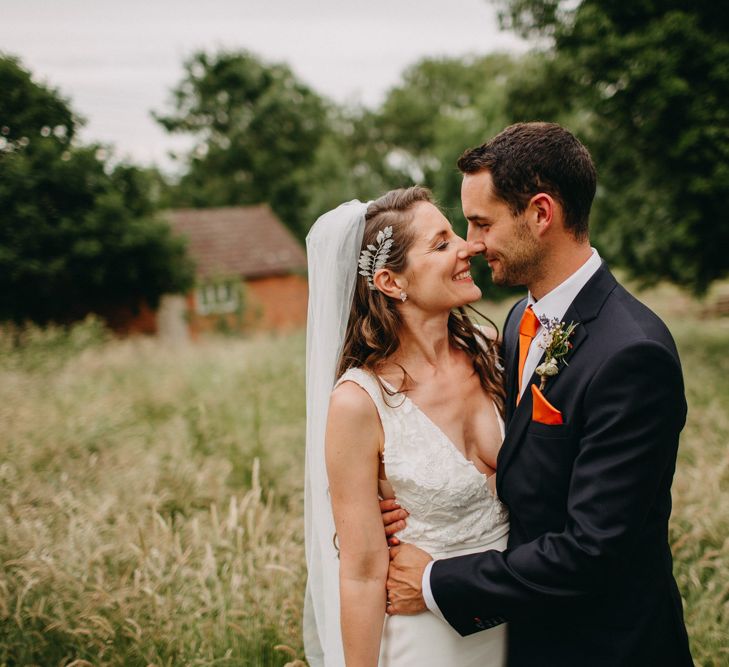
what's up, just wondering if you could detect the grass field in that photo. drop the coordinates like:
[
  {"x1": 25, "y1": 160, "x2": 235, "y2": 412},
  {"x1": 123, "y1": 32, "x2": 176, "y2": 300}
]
[{"x1": 1, "y1": 286, "x2": 728, "y2": 666}]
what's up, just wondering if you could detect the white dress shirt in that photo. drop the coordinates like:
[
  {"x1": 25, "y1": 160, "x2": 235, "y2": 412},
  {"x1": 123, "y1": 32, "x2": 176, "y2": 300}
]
[{"x1": 420, "y1": 248, "x2": 602, "y2": 622}]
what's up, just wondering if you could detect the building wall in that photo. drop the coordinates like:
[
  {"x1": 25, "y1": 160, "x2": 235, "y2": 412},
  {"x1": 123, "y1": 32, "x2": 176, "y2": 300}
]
[
  {"x1": 187, "y1": 274, "x2": 308, "y2": 337},
  {"x1": 246, "y1": 274, "x2": 308, "y2": 331},
  {"x1": 104, "y1": 274, "x2": 308, "y2": 338}
]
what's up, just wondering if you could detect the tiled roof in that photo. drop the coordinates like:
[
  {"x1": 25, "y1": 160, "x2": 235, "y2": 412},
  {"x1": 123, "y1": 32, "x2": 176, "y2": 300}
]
[{"x1": 165, "y1": 205, "x2": 307, "y2": 280}]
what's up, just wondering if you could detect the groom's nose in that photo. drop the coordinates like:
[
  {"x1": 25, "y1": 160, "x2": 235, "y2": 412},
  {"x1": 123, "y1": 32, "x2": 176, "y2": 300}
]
[{"x1": 465, "y1": 240, "x2": 486, "y2": 257}]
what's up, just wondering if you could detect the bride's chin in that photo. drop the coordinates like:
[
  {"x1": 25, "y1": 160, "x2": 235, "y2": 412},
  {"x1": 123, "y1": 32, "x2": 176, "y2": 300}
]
[
  {"x1": 452, "y1": 296, "x2": 482, "y2": 309},
  {"x1": 458, "y1": 288, "x2": 482, "y2": 307}
]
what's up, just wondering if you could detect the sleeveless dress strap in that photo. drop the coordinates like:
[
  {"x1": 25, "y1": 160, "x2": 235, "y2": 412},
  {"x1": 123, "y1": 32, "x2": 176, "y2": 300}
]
[{"x1": 335, "y1": 367, "x2": 389, "y2": 415}]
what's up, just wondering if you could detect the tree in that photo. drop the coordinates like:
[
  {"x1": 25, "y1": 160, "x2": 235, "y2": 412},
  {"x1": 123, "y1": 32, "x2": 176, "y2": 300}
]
[
  {"x1": 301, "y1": 106, "x2": 413, "y2": 226},
  {"x1": 376, "y1": 55, "x2": 517, "y2": 184},
  {"x1": 154, "y1": 50, "x2": 329, "y2": 236},
  {"x1": 494, "y1": 0, "x2": 729, "y2": 292},
  {"x1": 0, "y1": 55, "x2": 193, "y2": 325}
]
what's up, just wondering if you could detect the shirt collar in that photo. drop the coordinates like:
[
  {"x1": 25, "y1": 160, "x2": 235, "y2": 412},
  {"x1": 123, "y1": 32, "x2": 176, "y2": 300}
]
[{"x1": 528, "y1": 248, "x2": 602, "y2": 325}]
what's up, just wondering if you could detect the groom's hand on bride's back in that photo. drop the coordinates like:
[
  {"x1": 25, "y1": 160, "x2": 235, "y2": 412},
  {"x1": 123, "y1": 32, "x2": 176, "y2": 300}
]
[{"x1": 379, "y1": 498, "x2": 409, "y2": 546}]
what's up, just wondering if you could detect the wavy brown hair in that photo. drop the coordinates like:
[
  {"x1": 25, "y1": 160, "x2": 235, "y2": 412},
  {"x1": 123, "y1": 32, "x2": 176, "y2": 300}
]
[{"x1": 337, "y1": 186, "x2": 506, "y2": 416}]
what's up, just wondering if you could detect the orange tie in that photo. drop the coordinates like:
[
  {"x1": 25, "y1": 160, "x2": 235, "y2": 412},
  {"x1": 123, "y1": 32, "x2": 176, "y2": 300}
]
[{"x1": 517, "y1": 306, "x2": 540, "y2": 404}]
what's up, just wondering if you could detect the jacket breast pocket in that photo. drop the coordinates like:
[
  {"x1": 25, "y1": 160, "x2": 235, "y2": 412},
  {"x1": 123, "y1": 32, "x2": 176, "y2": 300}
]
[
  {"x1": 523, "y1": 422, "x2": 578, "y2": 509},
  {"x1": 526, "y1": 421, "x2": 574, "y2": 439}
]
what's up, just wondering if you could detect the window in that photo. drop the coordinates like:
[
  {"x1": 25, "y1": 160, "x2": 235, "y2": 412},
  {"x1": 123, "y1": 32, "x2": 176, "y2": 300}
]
[{"x1": 195, "y1": 280, "x2": 239, "y2": 315}]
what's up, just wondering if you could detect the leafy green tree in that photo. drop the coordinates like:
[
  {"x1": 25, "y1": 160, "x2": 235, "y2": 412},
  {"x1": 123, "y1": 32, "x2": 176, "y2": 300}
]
[
  {"x1": 0, "y1": 54, "x2": 76, "y2": 145},
  {"x1": 494, "y1": 0, "x2": 729, "y2": 292},
  {"x1": 302, "y1": 107, "x2": 411, "y2": 224},
  {"x1": 0, "y1": 55, "x2": 193, "y2": 325},
  {"x1": 155, "y1": 50, "x2": 329, "y2": 236},
  {"x1": 377, "y1": 55, "x2": 516, "y2": 184}
]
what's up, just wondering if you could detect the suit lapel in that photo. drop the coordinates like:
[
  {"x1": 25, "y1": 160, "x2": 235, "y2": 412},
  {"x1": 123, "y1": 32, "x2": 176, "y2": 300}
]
[
  {"x1": 503, "y1": 298, "x2": 527, "y2": 425},
  {"x1": 496, "y1": 377, "x2": 535, "y2": 496},
  {"x1": 496, "y1": 264, "x2": 618, "y2": 494}
]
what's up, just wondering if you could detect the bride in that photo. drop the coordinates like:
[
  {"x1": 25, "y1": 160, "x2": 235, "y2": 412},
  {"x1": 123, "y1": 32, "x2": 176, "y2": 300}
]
[{"x1": 304, "y1": 186, "x2": 509, "y2": 666}]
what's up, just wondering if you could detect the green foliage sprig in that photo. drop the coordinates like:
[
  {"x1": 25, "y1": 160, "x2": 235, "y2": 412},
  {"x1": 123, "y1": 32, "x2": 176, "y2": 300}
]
[{"x1": 535, "y1": 315, "x2": 578, "y2": 390}]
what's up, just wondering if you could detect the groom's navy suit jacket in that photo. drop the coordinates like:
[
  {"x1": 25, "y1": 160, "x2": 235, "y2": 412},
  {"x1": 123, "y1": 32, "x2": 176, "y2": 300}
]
[{"x1": 430, "y1": 264, "x2": 693, "y2": 666}]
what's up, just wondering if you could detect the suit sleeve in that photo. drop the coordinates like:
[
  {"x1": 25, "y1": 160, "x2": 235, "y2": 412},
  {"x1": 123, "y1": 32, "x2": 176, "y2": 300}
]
[{"x1": 429, "y1": 339, "x2": 687, "y2": 635}]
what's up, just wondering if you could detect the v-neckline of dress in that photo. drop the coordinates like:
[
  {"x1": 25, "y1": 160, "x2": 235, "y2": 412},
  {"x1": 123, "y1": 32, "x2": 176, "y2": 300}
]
[{"x1": 378, "y1": 376, "x2": 503, "y2": 480}]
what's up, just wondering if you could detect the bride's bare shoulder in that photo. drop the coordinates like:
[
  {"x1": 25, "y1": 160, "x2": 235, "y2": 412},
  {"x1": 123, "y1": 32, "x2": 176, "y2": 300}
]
[
  {"x1": 329, "y1": 379, "x2": 379, "y2": 424},
  {"x1": 327, "y1": 380, "x2": 383, "y2": 455}
]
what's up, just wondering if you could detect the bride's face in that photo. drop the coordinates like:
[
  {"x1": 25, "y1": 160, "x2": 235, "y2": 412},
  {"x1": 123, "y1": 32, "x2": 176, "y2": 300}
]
[{"x1": 397, "y1": 202, "x2": 482, "y2": 312}]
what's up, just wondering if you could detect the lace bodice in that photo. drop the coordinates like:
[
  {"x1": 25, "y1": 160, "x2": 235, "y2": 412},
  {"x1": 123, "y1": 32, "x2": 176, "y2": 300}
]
[{"x1": 335, "y1": 368, "x2": 509, "y2": 554}]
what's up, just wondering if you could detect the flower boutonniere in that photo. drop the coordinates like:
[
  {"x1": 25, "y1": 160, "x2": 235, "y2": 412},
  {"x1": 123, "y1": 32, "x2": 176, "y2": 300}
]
[{"x1": 535, "y1": 316, "x2": 579, "y2": 390}]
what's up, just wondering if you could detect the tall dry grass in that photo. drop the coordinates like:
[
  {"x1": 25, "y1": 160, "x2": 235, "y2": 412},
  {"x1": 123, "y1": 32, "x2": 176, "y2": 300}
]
[
  {"x1": 1, "y1": 285, "x2": 728, "y2": 665},
  {"x1": 1, "y1": 323, "x2": 307, "y2": 666},
  {"x1": 667, "y1": 318, "x2": 729, "y2": 664}
]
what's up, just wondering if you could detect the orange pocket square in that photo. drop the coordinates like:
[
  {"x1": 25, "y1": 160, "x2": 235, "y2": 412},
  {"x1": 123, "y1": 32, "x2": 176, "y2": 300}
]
[{"x1": 531, "y1": 385, "x2": 564, "y2": 425}]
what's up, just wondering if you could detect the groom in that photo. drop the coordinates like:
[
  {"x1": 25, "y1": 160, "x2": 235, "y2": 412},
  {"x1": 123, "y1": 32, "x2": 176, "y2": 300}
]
[{"x1": 383, "y1": 122, "x2": 693, "y2": 665}]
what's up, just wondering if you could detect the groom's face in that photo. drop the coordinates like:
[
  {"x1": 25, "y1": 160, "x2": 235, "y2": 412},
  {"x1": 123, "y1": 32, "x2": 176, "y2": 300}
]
[{"x1": 461, "y1": 170, "x2": 541, "y2": 287}]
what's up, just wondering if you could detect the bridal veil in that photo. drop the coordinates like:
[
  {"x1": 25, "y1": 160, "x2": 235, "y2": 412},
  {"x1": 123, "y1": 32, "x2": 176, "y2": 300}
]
[{"x1": 304, "y1": 200, "x2": 369, "y2": 666}]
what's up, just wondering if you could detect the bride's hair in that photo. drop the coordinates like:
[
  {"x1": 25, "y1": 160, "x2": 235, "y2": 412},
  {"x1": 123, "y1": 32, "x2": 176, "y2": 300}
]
[{"x1": 337, "y1": 185, "x2": 506, "y2": 416}]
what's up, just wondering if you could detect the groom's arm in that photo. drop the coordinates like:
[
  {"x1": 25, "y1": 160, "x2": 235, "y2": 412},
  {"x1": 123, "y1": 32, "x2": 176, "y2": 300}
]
[{"x1": 428, "y1": 339, "x2": 686, "y2": 636}]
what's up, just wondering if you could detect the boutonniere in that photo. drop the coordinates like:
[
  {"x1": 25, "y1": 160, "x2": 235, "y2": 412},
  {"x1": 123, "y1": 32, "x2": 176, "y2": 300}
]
[{"x1": 535, "y1": 316, "x2": 579, "y2": 390}]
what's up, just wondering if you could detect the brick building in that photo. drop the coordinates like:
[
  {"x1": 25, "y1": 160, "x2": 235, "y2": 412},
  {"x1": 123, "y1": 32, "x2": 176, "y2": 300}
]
[{"x1": 162, "y1": 205, "x2": 308, "y2": 337}]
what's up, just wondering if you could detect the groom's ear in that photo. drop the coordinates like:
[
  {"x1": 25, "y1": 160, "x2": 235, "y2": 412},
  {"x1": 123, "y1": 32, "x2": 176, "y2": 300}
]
[
  {"x1": 373, "y1": 269, "x2": 406, "y2": 300},
  {"x1": 529, "y1": 192, "x2": 557, "y2": 237}
]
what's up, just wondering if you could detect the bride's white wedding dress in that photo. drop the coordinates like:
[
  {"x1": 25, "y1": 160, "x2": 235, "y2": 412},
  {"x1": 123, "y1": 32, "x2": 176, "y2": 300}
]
[{"x1": 336, "y1": 368, "x2": 509, "y2": 667}]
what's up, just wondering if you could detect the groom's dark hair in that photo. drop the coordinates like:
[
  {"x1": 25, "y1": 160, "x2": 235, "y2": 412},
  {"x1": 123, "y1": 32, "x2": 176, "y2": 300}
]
[{"x1": 457, "y1": 122, "x2": 596, "y2": 240}]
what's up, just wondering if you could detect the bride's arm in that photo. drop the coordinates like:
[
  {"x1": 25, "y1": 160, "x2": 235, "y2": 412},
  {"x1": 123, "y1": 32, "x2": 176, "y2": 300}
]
[{"x1": 326, "y1": 382, "x2": 389, "y2": 667}]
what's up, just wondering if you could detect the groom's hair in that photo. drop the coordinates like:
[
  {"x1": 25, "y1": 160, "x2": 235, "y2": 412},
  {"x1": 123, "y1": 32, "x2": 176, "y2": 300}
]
[{"x1": 457, "y1": 122, "x2": 596, "y2": 240}]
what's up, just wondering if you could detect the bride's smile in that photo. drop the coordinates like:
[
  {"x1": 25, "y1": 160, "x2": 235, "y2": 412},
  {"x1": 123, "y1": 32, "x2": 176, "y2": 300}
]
[{"x1": 452, "y1": 268, "x2": 473, "y2": 281}]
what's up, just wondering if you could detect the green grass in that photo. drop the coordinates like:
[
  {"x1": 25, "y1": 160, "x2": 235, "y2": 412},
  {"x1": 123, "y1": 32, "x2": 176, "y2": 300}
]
[{"x1": 1, "y1": 287, "x2": 728, "y2": 665}]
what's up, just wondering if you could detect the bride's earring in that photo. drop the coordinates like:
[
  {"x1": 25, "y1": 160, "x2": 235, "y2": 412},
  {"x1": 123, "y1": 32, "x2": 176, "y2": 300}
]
[{"x1": 400, "y1": 291, "x2": 408, "y2": 302}]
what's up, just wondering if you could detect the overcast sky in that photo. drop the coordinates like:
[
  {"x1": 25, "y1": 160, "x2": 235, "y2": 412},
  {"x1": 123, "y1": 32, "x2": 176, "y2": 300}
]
[{"x1": 1, "y1": 0, "x2": 527, "y2": 170}]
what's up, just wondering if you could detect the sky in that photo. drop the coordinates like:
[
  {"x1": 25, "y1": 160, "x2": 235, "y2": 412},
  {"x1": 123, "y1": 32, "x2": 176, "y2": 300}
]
[{"x1": 1, "y1": 0, "x2": 527, "y2": 171}]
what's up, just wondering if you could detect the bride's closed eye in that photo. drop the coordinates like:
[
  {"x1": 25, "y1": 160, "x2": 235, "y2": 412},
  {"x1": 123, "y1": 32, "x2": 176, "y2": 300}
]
[{"x1": 436, "y1": 241, "x2": 450, "y2": 251}]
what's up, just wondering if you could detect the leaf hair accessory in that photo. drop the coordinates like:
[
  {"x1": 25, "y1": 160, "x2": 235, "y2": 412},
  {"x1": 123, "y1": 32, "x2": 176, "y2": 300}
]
[{"x1": 358, "y1": 226, "x2": 394, "y2": 290}]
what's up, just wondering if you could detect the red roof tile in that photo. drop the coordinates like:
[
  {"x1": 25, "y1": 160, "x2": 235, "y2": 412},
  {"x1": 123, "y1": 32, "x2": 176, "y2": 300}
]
[{"x1": 165, "y1": 205, "x2": 307, "y2": 280}]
